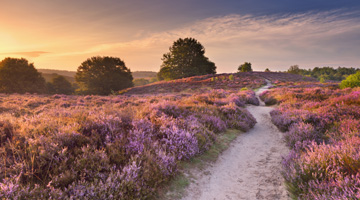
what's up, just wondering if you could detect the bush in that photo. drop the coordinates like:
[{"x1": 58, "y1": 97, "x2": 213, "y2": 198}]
[
  {"x1": 229, "y1": 74, "x2": 234, "y2": 81},
  {"x1": 340, "y1": 71, "x2": 360, "y2": 89}
]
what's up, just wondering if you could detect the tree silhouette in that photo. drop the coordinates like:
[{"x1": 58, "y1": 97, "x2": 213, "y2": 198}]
[
  {"x1": 47, "y1": 75, "x2": 74, "y2": 94},
  {"x1": 158, "y1": 38, "x2": 216, "y2": 80},
  {"x1": 238, "y1": 62, "x2": 253, "y2": 72},
  {"x1": 75, "y1": 56, "x2": 133, "y2": 95},
  {"x1": 287, "y1": 65, "x2": 300, "y2": 74},
  {"x1": 0, "y1": 57, "x2": 46, "y2": 94}
]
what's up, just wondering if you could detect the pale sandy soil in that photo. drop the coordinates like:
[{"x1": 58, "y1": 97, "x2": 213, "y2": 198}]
[{"x1": 181, "y1": 82, "x2": 290, "y2": 200}]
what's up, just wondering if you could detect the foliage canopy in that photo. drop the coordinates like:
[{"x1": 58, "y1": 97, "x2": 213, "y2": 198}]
[
  {"x1": 287, "y1": 65, "x2": 300, "y2": 74},
  {"x1": 287, "y1": 65, "x2": 360, "y2": 81},
  {"x1": 47, "y1": 75, "x2": 74, "y2": 94},
  {"x1": 0, "y1": 57, "x2": 46, "y2": 94},
  {"x1": 238, "y1": 62, "x2": 253, "y2": 72},
  {"x1": 340, "y1": 71, "x2": 360, "y2": 88},
  {"x1": 75, "y1": 56, "x2": 133, "y2": 95},
  {"x1": 158, "y1": 38, "x2": 216, "y2": 80}
]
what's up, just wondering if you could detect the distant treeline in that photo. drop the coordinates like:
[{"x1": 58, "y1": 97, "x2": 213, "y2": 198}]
[{"x1": 287, "y1": 65, "x2": 360, "y2": 82}]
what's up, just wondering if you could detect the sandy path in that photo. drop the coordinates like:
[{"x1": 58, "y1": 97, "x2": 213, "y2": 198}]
[{"x1": 181, "y1": 82, "x2": 289, "y2": 200}]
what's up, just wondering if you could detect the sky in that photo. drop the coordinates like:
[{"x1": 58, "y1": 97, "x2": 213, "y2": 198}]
[{"x1": 1, "y1": 0, "x2": 360, "y2": 73}]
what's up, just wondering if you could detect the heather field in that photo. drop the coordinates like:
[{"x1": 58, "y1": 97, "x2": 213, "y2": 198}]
[
  {"x1": 261, "y1": 83, "x2": 360, "y2": 199},
  {"x1": 0, "y1": 73, "x2": 273, "y2": 199},
  {"x1": 1, "y1": 72, "x2": 358, "y2": 199}
]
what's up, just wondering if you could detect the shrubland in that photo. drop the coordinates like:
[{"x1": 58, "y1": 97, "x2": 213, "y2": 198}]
[
  {"x1": 262, "y1": 83, "x2": 360, "y2": 199},
  {"x1": 0, "y1": 71, "x2": 327, "y2": 199},
  {"x1": 0, "y1": 87, "x2": 259, "y2": 199}
]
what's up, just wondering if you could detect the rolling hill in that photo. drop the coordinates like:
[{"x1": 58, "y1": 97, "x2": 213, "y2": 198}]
[{"x1": 37, "y1": 69, "x2": 157, "y2": 82}]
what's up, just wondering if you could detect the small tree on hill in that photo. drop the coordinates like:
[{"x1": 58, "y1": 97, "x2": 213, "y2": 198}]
[
  {"x1": 0, "y1": 57, "x2": 46, "y2": 93},
  {"x1": 265, "y1": 68, "x2": 271, "y2": 72},
  {"x1": 340, "y1": 71, "x2": 360, "y2": 89},
  {"x1": 47, "y1": 75, "x2": 74, "y2": 94},
  {"x1": 158, "y1": 37, "x2": 216, "y2": 80},
  {"x1": 75, "y1": 56, "x2": 133, "y2": 95},
  {"x1": 288, "y1": 65, "x2": 300, "y2": 74},
  {"x1": 238, "y1": 62, "x2": 252, "y2": 72}
]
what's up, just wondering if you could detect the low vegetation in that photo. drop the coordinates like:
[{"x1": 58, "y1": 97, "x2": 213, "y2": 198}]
[
  {"x1": 121, "y1": 73, "x2": 267, "y2": 95},
  {"x1": 340, "y1": 71, "x2": 360, "y2": 89},
  {"x1": 262, "y1": 83, "x2": 360, "y2": 199},
  {"x1": 287, "y1": 65, "x2": 360, "y2": 82},
  {"x1": 0, "y1": 82, "x2": 262, "y2": 199},
  {"x1": 1, "y1": 51, "x2": 359, "y2": 199}
]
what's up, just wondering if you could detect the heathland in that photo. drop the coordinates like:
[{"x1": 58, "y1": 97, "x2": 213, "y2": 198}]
[{"x1": 1, "y1": 71, "x2": 360, "y2": 199}]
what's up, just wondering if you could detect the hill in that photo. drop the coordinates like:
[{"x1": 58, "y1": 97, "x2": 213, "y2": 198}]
[
  {"x1": 37, "y1": 69, "x2": 77, "y2": 78},
  {"x1": 41, "y1": 72, "x2": 75, "y2": 83},
  {"x1": 121, "y1": 72, "x2": 317, "y2": 95},
  {"x1": 37, "y1": 69, "x2": 157, "y2": 82},
  {"x1": 132, "y1": 71, "x2": 157, "y2": 79}
]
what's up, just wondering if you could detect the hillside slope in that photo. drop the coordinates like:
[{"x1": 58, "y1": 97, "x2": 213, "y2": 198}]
[
  {"x1": 121, "y1": 72, "x2": 316, "y2": 95},
  {"x1": 37, "y1": 69, "x2": 156, "y2": 80}
]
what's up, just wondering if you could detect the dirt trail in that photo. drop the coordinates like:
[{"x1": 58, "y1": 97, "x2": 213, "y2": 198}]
[{"x1": 181, "y1": 81, "x2": 289, "y2": 200}]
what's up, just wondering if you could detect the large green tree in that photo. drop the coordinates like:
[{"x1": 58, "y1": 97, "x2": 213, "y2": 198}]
[
  {"x1": 158, "y1": 38, "x2": 216, "y2": 80},
  {"x1": 238, "y1": 62, "x2": 253, "y2": 72},
  {"x1": 0, "y1": 57, "x2": 46, "y2": 94},
  {"x1": 75, "y1": 56, "x2": 133, "y2": 95}
]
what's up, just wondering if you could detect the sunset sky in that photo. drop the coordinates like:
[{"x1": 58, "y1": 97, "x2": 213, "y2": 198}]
[{"x1": 1, "y1": 0, "x2": 360, "y2": 73}]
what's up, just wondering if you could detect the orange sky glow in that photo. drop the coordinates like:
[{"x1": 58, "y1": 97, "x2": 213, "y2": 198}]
[{"x1": 1, "y1": 1, "x2": 359, "y2": 73}]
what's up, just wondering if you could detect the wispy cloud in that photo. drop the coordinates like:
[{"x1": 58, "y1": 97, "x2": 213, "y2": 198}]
[
  {"x1": 1, "y1": 51, "x2": 50, "y2": 58},
  {"x1": 47, "y1": 10, "x2": 360, "y2": 72}
]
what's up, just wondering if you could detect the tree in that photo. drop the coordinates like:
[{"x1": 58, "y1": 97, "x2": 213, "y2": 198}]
[
  {"x1": 340, "y1": 71, "x2": 360, "y2": 89},
  {"x1": 47, "y1": 75, "x2": 74, "y2": 94},
  {"x1": 287, "y1": 65, "x2": 300, "y2": 74},
  {"x1": 75, "y1": 56, "x2": 133, "y2": 95},
  {"x1": 238, "y1": 62, "x2": 252, "y2": 72},
  {"x1": 265, "y1": 68, "x2": 271, "y2": 72},
  {"x1": 0, "y1": 57, "x2": 46, "y2": 94},
  {"x1": 158, "y1": 38, "x2": 216, "y2": 80}
]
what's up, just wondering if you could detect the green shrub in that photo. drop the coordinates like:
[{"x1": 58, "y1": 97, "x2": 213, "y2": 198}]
[
  {"x1": 229, "y1": 75, "x2": 234, "y2": 81},
  {"x1": 340, "y1": 71, "x2": 360, "y2": 89},
  {"x1": 240, "y1": 87, "x2": 248, "y2": 91}
]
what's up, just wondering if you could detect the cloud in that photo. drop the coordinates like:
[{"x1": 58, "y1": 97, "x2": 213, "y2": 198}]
[
  {"x1": 1, "y1": 51, "x2": 50, "y2": 58},
  {"x1": 49, "y1": 10, "x2": 360, "y2": 72}
]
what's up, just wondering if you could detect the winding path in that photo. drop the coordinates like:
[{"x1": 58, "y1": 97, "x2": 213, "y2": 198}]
[{"x1": 181, "y1": 81, "x2": 289, "y2": 200}]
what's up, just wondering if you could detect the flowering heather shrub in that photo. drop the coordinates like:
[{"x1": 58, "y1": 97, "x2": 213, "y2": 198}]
[
  {"x1": 0, "y1": 87, "x2": 258, "y2": 198},
  {"x1": 226, "y1": 93, "x2": 246, "y2": 107},
  {"x1": 237, "y1": 90, "x2": 260, "y2": 106},
  {"x1": 285, "y1": 122, "x2": 323, "y2": 149},
  {"x1": 198, "y1": 115, "x2": 227, "y2": 133},
  {"x1": 270, "y1": 85, "x2": 360, "y2": 198},
  {"x1": 219, "y1": 104, "x2": 256, "y2": 132},
  {"x1": 283, "y1": 138, "x2": 360, "y2": 199},
  {"x1": 259, "y1": 90, "x2": 277, "y2": 105}
]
